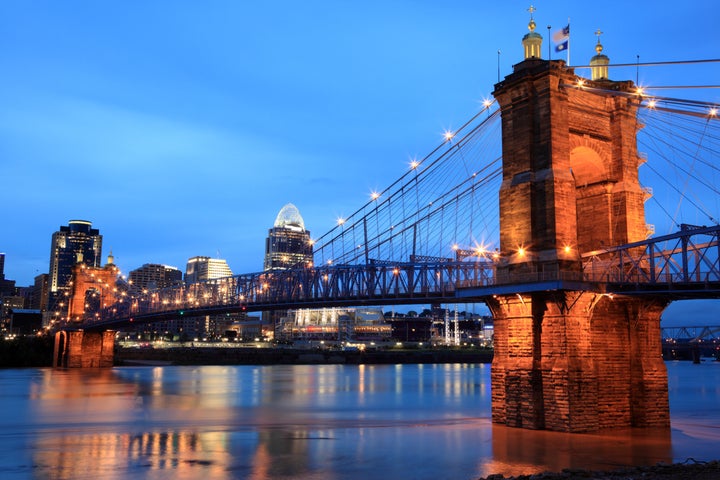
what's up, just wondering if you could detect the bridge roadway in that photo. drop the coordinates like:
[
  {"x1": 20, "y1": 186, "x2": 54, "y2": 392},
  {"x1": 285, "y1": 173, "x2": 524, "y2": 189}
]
[{"x1": 83, "y1": 224, "x2": 720, "y2": 331}]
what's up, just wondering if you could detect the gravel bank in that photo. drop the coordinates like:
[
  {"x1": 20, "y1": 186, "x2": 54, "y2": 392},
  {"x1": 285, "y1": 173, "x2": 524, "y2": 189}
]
[{"x1": 480, "y1": 460, "x2": 720, "y2": 479}]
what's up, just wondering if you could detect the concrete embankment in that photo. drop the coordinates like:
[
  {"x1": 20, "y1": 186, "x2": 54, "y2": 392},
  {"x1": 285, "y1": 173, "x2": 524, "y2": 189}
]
[{"x1": 116, "y1": 346, "x2": 493, "y2": 366}]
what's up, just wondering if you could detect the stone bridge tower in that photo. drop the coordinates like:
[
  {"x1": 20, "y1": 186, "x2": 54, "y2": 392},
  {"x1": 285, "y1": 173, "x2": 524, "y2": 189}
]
[
  {"x1": 54, "y1": 253, "x2": 118, "y2": 368},
  {"x1": 67, "y1": 252, "x2": 120, "y2": 322},
  {"x1": 487, "y1": 19, "x2": 669, "y2": 432}
]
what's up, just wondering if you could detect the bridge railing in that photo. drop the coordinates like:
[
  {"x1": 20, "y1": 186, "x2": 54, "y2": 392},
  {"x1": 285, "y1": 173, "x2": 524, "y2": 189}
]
[
  {"x1": 495, "y1": 270, "x2": 585, "y2": 285},
  {"x1": 100, "y1": 260, "x2": 500, "y2": 321},
  {"x1": 92, "y1": 225, "x2": 720, "y2": 325},
  {"x1": 581, "y1": 224, "x2": 720, "y2": 288}
]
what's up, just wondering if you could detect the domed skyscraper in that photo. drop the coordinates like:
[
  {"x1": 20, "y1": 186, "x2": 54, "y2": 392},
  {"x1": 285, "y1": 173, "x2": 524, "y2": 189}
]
[{"x1": 264, "y1": 203, "x2": 313, "y2": 271}]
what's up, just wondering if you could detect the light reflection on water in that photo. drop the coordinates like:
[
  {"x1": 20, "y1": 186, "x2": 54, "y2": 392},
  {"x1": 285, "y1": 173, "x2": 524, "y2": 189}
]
[{"x1": 0, "y1": 361, "x2": 718, "y2": 479}]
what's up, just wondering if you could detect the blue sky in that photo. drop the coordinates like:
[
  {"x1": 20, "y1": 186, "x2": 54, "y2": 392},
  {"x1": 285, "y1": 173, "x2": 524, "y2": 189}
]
[{"x1": 1, "y1": 1, "x2": 717, "y2": 324}]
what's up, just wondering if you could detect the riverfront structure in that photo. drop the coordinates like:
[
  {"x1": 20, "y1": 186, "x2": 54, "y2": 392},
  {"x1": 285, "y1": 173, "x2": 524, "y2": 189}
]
[
  {"x1": 485, "y1": 14, "x2": 666, "y2": 431},
  {"x1": 276, "y1": 307, "x2": 391, "y2": 342}
]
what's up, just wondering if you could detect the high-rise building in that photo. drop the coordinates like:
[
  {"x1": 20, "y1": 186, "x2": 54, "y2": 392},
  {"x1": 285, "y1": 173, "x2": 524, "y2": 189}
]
[
  {"x1": 184, "y1": 256, "x2": 233, "y2": 283},
  {"x1": 129, "y1": 264, "x2": 183, "y2": 292},
  {"x1": 0, "y1": 253, "x2": 16, "y2": 296},
  {"x1": 30, "y1": 273, "x2": 49, "y2": 311},
  {"x1": 47, "y1": 220, "x2": 102, "y2": 322},
  {"x1": 0, "y1": 253, "x2": 19, "y2": 331},
  {"x1": 263, "y1": 204, "x2": 314, "y2": 339},
  {"x1": 264, "y1": 203, "x2": 313, "y2": 271}
]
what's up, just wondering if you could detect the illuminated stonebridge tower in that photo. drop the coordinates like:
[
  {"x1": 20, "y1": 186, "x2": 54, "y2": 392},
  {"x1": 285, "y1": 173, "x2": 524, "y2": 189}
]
[
  {"x1": 54, "y1": 252, "x2": 119, "y2": 368},
  {"x1": 486, "y1": 19, "x2": 669, "y2": 432},
  {"x1": 67, "y1": 252, "x2": 120, "y2": 322}
]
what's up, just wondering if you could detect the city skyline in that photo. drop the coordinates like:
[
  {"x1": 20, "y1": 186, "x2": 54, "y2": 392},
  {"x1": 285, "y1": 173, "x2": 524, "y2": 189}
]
[{"x1": 1, "y1": 2, "x2": 717, "y2": 324}]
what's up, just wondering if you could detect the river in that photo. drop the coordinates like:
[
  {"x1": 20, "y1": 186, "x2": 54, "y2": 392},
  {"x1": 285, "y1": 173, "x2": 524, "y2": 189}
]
[{"x1": 0, "y1": 361, "x2": 718, "y2": 479}]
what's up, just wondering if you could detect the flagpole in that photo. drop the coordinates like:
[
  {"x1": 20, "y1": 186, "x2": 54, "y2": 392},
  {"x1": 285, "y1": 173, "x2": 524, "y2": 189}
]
[
  {"x1": 567, "y1": 18, "x2": 571, "y2": 66},
  {"x1": 547, "y1": 25, "x2": 551, "y2": 59}
]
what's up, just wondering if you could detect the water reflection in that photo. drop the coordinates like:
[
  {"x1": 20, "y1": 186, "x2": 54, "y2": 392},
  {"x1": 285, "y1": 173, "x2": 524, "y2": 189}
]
[
  {"x1": 0, "y1": 362, "x2": 717, "y2": 480},
  {"x1": 484, "y1": 425, "x2": 672, "y2": 478}
]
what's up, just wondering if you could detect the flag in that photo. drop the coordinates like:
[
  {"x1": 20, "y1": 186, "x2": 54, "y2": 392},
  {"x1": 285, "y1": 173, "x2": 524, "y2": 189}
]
[
  {"x1": 553, "y1": 25, "x2": 570, "y2": 43},
  {"x1": 553, "y1": 24, "x2": 569, "y2": 52}
]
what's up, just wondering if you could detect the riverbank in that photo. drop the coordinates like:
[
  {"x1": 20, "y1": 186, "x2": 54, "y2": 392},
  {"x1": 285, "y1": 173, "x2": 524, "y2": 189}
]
[
  {"x1": 479, "y1": 460, "x2": 720, "y2": 479},
  {"x1": 0, "y1": 335, "x2": 53, "y2": 368},
  {"x1": 116, "y1": 345, "x2": 493, "y2": 366}
]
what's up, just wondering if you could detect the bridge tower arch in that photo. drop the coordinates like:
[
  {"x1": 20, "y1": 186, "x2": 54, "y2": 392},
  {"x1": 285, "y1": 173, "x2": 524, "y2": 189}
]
[
  {"x1": 488, "y1": 26, "x2": 669, "y2": 432},
  {"x1": 67, "y1": 255, "x2": 120, "y2": 322}
]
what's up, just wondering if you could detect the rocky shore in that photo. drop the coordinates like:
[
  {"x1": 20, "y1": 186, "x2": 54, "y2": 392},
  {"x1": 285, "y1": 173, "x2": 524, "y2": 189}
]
[{"x1": 479, "y1": 460, "x2": 720, "y2": 480}]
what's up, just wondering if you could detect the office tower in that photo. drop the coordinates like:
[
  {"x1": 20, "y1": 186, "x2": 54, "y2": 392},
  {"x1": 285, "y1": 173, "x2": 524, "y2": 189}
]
[
  {"x1": 47, "y1": 220, "x2": 102, "y2": 321},
  {"x1": 185, "y1": 256, "x2": 233, "y2": 283},
  {"x1": 264, "y1": 203, "x2": 313, "y2": 271},
  {"x1": 129, "y1": 263, "x2": 183, "y2": 292},
  {"x1": 30, "y1": 274, "x2": 49, "y2": 311},
  {"x1": 263, "y1": 203, "x2": 313, "y2": 339},
  {"x1": 0, "y1": 253, "x2": 16, "y2": 296}
]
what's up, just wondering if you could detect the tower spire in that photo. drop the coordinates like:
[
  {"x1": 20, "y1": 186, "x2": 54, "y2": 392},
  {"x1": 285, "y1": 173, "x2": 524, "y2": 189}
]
[
  {"x1": 522, "y1": 5, "x2": 543, "y2": 60},
  {"x1": 590, "y1": 29, "x2": 610, "y2": 80}
]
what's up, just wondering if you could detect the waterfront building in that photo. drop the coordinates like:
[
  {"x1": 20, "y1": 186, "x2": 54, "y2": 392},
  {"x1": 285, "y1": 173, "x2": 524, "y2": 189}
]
[
  {"x1": 184, "y1": 256, "x2": 233, "y2": 283},
  {"x1": 46, "y1": 220, "x2": 102, "y2": 324},
  {"x1": 129, "y1": 263, "x2": 183, "y2": 293},
  {"x1": 276, "y1": 307, "x2": 391, "y2": 342},
  {"x1": 264, "y1": 203, "x2": 313, "y2": 271}
]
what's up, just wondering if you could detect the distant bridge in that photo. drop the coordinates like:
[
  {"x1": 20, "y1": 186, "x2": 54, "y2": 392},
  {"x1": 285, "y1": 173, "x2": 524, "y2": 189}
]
[{"x1": 662, "y1": 325, "x2": 720, "y2": 361}]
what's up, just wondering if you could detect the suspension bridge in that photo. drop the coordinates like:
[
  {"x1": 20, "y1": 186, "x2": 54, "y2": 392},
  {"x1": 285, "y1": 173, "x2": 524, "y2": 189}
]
[
  {"x1": 82, "y1": 73, "x2": 720, "y2": 329},
  {"x1": 53, "y1": 26, "x2": 719, "y2": 433}
]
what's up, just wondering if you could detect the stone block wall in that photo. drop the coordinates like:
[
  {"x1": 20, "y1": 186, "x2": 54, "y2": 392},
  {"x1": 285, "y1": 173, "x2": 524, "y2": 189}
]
[
  {"x1": 54, "y1": 330, "x2": 115, "y2": 368},
  {"x1": 488, "y1": 292, "x2": 669, "y2": 432}
]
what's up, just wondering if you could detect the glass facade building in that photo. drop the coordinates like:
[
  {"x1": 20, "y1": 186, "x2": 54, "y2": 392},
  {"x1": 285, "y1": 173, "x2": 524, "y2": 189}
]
[
  {"x1": 264, "y1": 203, "x2": 313, "y2": 271},
  {"x1": 184, "y1": 256, "x2": 233, "y2": 283},
  {"x1": 47, "y1": 220, "x2": 102, "y2": 321}
]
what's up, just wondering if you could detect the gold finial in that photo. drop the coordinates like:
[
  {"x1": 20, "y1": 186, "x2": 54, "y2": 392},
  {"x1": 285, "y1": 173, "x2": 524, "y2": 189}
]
[
  {"x1": 590, "y1": 29, "x2": 609, "y2": 80},
  {"x1": 527, "y1": 5, "x2": 536, "y2": 31}
]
